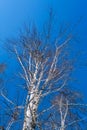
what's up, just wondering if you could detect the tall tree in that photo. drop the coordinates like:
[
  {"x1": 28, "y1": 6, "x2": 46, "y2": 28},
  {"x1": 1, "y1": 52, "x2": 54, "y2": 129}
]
[
  {"x1": 0, "y1": 12, "x2": 87, "y2": 130},
  {"x1": 5, "y1": 23, "x2": 73, "y2": 130},
  {"x1": 14, "y1": 28, "x2": 72, "y2": 130},
  {"x1": 50, "y1": 88, "x2": 87, "y2": 130}
]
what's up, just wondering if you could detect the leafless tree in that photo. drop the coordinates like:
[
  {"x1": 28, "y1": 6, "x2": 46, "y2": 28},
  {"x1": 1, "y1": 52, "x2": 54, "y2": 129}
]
[
  {"x1": 0, "y1": 12, "x2": 87, "y2": 130},
  {"x1": 48, "y1": 88, "x2": 87, "y2": 130},
  {"x1": 15, "y1": 31, "x2": 72, "y2": 130},
  {"x1": 4, "y1": 23, "x2": 73, "y2": 130}
]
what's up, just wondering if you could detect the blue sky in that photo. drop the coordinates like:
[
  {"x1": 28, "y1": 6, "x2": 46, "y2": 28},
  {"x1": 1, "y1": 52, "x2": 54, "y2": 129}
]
[
  {"x1": 0, "y1": 0, "x2": 87, "y2": 38},
  {"x1": 0, "y1": 0, "x2": 87, "y2": 101}
]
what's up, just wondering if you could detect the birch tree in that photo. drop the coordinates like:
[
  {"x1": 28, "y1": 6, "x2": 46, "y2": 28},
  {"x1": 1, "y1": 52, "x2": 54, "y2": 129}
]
[
  {"x1": 17, "y1": 32, "x2": 71, "y2": 130},
  {"x1": 50, "y1": 88, "x2": 87, "y2": 130},
  {"x1": 0, "y1": 12, "x2": 87, "y2": 130},
  {"x1": 4, "y1": 23, "x2": 73, "y2": 130}
]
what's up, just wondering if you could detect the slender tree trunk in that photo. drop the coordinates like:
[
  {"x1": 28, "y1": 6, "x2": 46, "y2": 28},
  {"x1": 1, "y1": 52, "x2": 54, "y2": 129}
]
[
  {"x1": 23, "y1": 89, "x2": 39, "y2": 130},
  {"x1": 60, "y1": 128, "x2": 65, "y2": 130},
  {"x1": 60, "y1": 120, "x2": 65, "y2": 130}
]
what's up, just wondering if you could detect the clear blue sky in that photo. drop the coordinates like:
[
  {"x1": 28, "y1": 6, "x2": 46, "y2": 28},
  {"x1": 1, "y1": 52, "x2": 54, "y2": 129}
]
[
  {"x1": 0, "y1": 0, "x2": 87, "y2": 100},
  {"x1": 0, "y1": 0, "x2": 87, "y2": 38}
]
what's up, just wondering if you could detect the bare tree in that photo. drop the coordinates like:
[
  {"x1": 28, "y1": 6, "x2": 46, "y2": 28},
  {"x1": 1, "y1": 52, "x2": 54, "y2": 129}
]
[
  {"x1": 4, "y1": 22, "x2": 73, "y2": 130},
  {"x1": 0, "y1": 12, "x2": 87, "y2": 130},
  {"x1": 15, "y1": 32, "x2": 72, "y2": 130},
  {"x1": 49, "y1": 88, "x2": 87, "y2": 130}
]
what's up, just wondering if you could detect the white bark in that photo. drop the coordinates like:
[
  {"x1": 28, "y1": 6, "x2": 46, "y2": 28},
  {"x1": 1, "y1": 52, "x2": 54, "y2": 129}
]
[
  {"x1": 14, "y1": 37, "x2": 71, "y2": 130},
  {"x1": 59, "y1": 95, "x2": 68, "y2": 130},
  {"x1": 23, "y1": 91, "x2": 39, "y2": 130}
]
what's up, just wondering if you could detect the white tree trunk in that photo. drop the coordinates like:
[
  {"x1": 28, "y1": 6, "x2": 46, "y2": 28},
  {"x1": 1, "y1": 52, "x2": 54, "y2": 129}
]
[
  {"x1": 60, "y1": 121, "x2": 65, "y2": 130},
  {"x1": 23, "y1": 89, "x2": 39, "y2": 130}
]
